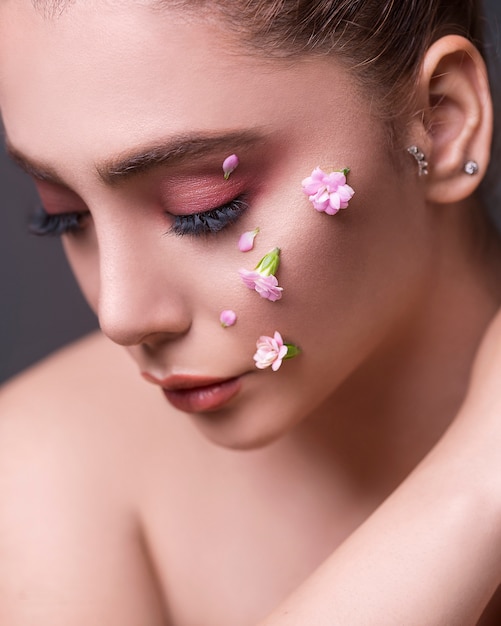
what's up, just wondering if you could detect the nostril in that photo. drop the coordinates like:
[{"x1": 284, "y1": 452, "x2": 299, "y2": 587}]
[
  {"x1": 97, "y1": 295, "x2": 192, "y2": 348},
  {"x1": 140, "y1": 327, "x2": 192, "y2": 350}
]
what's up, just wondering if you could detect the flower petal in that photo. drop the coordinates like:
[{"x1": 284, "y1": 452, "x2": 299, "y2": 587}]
[
  {"x1": 238, "y1": 227, "x2": 259, "y2": 252},
  {"x1": 239, "y1": 268, "x2": 261, "y2": 289},
  {"x1": 254, "y1": 275, "x2": 283, "y2": 301}
]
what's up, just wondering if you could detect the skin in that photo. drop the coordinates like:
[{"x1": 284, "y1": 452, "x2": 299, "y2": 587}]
[{"x1": 1, "y1": 1, "x2": 501, "y2": 624}]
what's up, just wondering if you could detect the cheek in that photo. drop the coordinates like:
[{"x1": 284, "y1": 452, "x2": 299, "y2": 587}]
[{"x1": 236, "y1": 170, "x2": 431, "y2": 392}]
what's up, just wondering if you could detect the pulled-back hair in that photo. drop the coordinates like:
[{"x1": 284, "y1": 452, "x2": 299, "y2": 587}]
[{"x1": 167, "y1": 0, "x2": 483, "y2": 121}]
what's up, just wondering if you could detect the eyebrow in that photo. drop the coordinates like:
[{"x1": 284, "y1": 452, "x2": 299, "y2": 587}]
[
  {"x1": 5, "y1": 141, "x2": 67, "y2": 185},
  {"x1": 5, "y1": 129, "x2": 268, "y2": 187}
]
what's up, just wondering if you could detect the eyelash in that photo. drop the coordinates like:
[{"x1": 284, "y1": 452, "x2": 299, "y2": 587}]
[
  {"x1": 28, "y1": 206, "x2": 88, "y2": 237},
  {"x1": 167, "y1": 196, "x2": 248, "y2": 237},
  {"x1": 28, "y1": 196, "x2": 249, "y2": 239}
]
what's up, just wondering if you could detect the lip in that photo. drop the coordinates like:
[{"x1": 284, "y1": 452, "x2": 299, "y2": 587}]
[{"x1": 142, "y1": 373, "x2": 243, "y2": 413}]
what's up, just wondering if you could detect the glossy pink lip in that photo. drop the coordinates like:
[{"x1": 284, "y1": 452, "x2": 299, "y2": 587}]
[{"x1": 142, "y1": 373, "x2": 242, "y2": 413}]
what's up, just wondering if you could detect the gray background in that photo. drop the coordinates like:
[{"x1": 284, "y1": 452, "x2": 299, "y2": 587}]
[
  {"x1": 1, "y1": 0, "x2": 500, "y2": 385},
  {"x1": 0, "y1": 150, "x2": 98, "y2": 384}
]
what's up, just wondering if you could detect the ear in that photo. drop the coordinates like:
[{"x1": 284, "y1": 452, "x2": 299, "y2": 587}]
[{"x1": 412, "y1": 35, "x2": 493, "y2": 204}]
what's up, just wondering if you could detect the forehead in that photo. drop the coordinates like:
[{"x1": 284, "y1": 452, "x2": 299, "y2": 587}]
[
  {"x1": 30, "y1": 0, "x2": 74, "y2": 18},
  {"x1": 0, "y1": 0, "x2": 368, "y2": 188},
  {"x1": 0, "y1": 1, "x2": 233, "y2": 119},
  {"x1": 30, "y1": 0, "x2": 162, "y2": 18}
]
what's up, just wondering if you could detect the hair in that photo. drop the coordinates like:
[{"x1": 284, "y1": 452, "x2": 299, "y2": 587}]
[
  {"x1": 480, "y1": 4, "x2": 501, "y2": 229},
  {"x1": 162, "y1": 0, "x2": 483, "y2": 124}
]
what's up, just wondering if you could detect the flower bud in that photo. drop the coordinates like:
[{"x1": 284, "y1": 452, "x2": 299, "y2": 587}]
[
  {"x1": 254, "y1": 247, "x2": 281, "y2": 277},
  {"x1": 222, "y1": 154, "x2": 239, "y2": 180},
  {"x1": 220, "y1": 309, "x2": 237, "y2": 327}
]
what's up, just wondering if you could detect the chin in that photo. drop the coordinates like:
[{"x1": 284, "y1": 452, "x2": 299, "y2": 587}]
[{"x1": 188, "y1": 408, "x2": 293, "y2": 452}]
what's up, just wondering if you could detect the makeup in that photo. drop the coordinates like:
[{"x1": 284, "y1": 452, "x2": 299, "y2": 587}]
[
  {"x1": 239, "y1": 247, "x2": 283, "y2": 301},
  {"x1": 238, "y1": 227, "x2": 259, "y2": 252},
  {"x1": 220, "y1": 310, "x2": 237, "y2": 327},
  {"x1": 222, "y1": 153, "x2": 239, "y2": 179},
  {"x1": 253, "y1": 332, "x2": 301, "y2": 371},
  {"x1": 142, "y1": 374, "x2": 243, "y2": 413},
  {"x1": 302, "y1": 166, "x2": 354, "y2": 214}
]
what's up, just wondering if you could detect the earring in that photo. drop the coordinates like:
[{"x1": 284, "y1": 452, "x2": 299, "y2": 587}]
[
  {"x1": 464, "y1": 160, "x2": 479, "y2": 176},
  {"x1": 407, "y1": 146, "x2": 429, "y2": 176}
]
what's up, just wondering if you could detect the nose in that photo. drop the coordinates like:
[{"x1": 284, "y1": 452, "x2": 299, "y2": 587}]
[{"x1": 96, "y1": 221, "x2": 192, "y2": 348}]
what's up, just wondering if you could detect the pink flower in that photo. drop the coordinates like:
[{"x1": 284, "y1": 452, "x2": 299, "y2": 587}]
[
  {"x1": 253, "y1": 331, "x2": 289, "y2": 371},
  {"x1": 253, "y1": 331, "x2": 301, "y2": 371},
  {"x1": 302, "y1": 166, "x2": 355, "y2": 215},
  {"x1": 239, "y1": 270, "x2": 283, "y2": 301},
  {"x1": 223, "y1": 154, "x2": 239, "y2": 179},
  {"x1": 238, "y1": 227, "x2": 259, "y2": 252},
  {"x1": 220, "y1": 310, "x2": 237, "y2": 327},
  {"x1": 239, "y1": 247, "x2": 283, "y2": 301}
]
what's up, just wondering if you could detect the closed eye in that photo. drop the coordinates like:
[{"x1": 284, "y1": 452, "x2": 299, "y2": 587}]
[
  {"x1": 166, "y1": 195, "x2": 249, "y2": 237},
  {"x1": 27, "y1": 195, "x2": 249, "y2": 239},
  {"x1": 28, "y1": 206, "x2": 90, "y2": 237}
]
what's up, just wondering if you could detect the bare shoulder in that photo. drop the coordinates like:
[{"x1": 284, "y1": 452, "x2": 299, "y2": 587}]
[
  {"x1": 0, "y1": 333, "x2": 171, "y2": 625},
  {"x1": 1, "y1": 330, "x2": 145, "y2": 413},
  {"x1": 0, "y1": 331, "x2": 171, "y2": 451},
  {"x1": 0, "y1": 332, "x2": 164, "y2": 489},
  {"x1": 0, "y1": 331, "x2": 198, "y2": 477}
]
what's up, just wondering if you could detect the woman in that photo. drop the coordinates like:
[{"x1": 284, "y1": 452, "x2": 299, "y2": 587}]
[{"x1": 1, "y1": 0, "x2": 501, "y2": 623}]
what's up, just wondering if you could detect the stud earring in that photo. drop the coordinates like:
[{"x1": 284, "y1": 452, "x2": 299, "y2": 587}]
[
  {"x1": 407, "y1": 145, "x2": 429, "y2": 176},
  {"x1": 464, "y1": 160, "x2": 479, "y2": 176}
]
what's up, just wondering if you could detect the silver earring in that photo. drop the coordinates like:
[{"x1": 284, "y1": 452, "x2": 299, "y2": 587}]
[
  {"x1": 464, "y1": 160, "x2": 479, "y2": 176},
  {"x1": 407, "y1": 145, "x2": 429, "y2": 176}
]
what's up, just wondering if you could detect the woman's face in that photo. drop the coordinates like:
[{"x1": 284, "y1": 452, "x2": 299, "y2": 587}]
[{"x1": 0, "y1": 1, "x2": 434, "y2": 448}]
